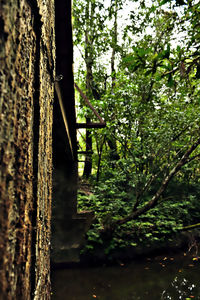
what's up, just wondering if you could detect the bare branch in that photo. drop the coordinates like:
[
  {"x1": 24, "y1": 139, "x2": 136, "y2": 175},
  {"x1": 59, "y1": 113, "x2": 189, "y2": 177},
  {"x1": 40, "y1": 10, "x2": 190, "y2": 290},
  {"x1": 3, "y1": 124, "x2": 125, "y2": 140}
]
[
  {"x1": 133, "y1": 173, "x2": 158, "y2": 211},
  {"x1": 107, "y1": 136, "x2": 200, "y2": 228}
]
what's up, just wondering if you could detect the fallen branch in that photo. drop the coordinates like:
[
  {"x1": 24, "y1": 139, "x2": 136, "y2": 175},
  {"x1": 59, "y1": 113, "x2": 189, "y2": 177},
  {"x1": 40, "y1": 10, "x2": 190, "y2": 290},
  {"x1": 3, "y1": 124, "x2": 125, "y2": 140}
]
[{"x1": 178, "y1": 223, "x2": 200, "y2": 231}]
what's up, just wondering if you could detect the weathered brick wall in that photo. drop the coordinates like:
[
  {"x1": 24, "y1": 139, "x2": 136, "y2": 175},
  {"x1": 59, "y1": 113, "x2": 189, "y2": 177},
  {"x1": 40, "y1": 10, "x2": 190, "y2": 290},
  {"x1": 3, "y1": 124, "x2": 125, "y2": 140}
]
[{"x1": 0, "y1": 0, "x2": 55, "y2": 299}]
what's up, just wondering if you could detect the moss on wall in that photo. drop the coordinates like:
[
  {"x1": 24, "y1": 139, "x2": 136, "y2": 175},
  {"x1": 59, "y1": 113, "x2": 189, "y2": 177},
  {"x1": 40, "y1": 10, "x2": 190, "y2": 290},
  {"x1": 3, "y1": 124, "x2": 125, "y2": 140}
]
[{"x1": 0, "y1": 0, "x2": 55, "y2": 299}]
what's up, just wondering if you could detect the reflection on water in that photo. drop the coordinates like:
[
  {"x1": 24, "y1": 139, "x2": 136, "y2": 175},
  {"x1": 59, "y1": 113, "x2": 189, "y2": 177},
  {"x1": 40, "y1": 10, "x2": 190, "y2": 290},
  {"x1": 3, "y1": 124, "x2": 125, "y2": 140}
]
[
  {"x1": 52, "y1": 253, "x2": 200, "y2": 300},
  {"x1": 162, "y1": 262, "x2": 200, "y2": 299}
]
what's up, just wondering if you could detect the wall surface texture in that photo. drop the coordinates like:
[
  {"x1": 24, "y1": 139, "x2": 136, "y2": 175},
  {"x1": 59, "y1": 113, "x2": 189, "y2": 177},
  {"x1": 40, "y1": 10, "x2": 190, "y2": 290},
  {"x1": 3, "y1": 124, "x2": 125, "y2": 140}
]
[{"x1": 0, "y1": 0, "x2": 55, "y2": 299}]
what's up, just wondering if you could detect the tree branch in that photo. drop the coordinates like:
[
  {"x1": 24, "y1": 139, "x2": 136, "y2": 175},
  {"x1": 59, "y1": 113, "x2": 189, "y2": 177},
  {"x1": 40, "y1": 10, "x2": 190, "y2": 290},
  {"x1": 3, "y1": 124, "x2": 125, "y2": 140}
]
[
  {"x1": 106, "y1": 136, "x2": 200, "y2": 229},
  {"x1": 133, "y1": 173, "x2": 158, "y2": 211}
]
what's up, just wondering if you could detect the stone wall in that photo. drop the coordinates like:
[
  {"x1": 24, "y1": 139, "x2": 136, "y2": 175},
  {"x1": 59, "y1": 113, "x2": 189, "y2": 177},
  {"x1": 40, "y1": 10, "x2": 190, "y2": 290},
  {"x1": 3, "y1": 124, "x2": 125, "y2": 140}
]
[{"x1": 0, "y1": 0, "x2": 55, "y2": 299}]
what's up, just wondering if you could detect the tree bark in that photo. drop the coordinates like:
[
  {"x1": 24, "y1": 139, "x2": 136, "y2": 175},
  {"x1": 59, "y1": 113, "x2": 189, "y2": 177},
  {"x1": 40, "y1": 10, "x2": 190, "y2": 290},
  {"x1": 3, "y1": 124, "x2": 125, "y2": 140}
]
[
  {"x1": 83, "y1": 118, "x2": 93, "y2": 178},
  {"x1": 106, "y1": 1, "x2": 120, "y2": 162},
  {"x1": 83, "y1": 0, "x2": 94, "y2": 178}
]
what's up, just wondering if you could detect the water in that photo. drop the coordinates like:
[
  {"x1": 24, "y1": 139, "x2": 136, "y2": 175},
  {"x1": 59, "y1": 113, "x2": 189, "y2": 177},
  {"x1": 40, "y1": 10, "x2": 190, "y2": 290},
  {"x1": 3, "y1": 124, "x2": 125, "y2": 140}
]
[{"x1": 52, "y1": 253, "x2": 200, "y2": 300}]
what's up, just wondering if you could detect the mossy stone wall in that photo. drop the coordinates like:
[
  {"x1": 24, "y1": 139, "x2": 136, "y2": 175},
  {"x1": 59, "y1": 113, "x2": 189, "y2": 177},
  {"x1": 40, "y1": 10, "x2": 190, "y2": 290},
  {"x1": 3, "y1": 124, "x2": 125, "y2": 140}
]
[{"x1": 0, "y1": 0, "x2": 55, "y2": 298}]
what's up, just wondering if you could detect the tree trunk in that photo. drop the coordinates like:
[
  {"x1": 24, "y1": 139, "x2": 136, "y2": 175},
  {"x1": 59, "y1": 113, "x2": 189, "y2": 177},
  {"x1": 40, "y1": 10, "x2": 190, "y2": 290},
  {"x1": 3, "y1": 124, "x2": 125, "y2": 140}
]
[
  {"x1": 96, "y1": 136, "x2": 105, "y2": 182},
  {"x1": 111, "y1": 0, "x2": 118, "y2": 89},
  {"x1": 83, "y1": 0, "x2": 94, "y2": 178},
  {"x1": 83, "y1": 118, "x2": 93, "y2": 178},
  {"x1": 106, "y1": 0, "x2": 120, "y2": 162}
]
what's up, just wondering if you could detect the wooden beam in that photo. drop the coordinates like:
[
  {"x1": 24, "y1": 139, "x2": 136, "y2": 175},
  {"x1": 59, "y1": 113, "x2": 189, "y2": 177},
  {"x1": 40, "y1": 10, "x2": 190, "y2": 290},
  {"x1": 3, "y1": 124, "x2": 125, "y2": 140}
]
[
  {"x1": 77, "y1": 151, "x2": 93, "y2": 155},
  {"x1": 54, "y1": 80, "x2": 74, "y2": 159},
  {"x1": 76, "y1": 122, "x2": 106, "y2": 129}
]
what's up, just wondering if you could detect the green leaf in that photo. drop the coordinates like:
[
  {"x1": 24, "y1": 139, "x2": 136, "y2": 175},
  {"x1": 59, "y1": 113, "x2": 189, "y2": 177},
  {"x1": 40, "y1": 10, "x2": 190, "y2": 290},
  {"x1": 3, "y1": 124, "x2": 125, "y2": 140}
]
[
  {"x1": 167, "y1": 74, "x2": 174, "y2": 87},
  {"x1": 159, "y1": 0, "x2": 171, "y2": 6},
  {"x1": 155, "y1": 75, "x2": 162, "y2": 81}
]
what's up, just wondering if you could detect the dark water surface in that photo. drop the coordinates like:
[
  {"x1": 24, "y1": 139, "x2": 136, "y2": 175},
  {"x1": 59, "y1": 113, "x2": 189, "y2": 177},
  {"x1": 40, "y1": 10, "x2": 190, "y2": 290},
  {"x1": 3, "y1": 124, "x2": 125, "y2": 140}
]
[{"x1": 52, "y1": 252, "x2": 200, "y2": 300}]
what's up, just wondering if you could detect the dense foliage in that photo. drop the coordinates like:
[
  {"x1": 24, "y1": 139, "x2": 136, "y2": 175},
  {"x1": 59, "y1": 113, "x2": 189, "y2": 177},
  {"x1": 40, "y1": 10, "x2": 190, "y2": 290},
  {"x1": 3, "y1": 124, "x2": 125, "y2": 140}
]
[{"x1": 73, "y1": 0, "x2": 200, "y2": 258}]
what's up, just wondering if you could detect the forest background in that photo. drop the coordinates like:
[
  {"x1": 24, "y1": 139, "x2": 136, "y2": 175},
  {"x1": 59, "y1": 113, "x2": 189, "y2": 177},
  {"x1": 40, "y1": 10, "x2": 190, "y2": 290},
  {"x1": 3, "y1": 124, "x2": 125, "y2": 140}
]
[{"x1": 72, "y1": 0, "x2": 200, "y2": 260}]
